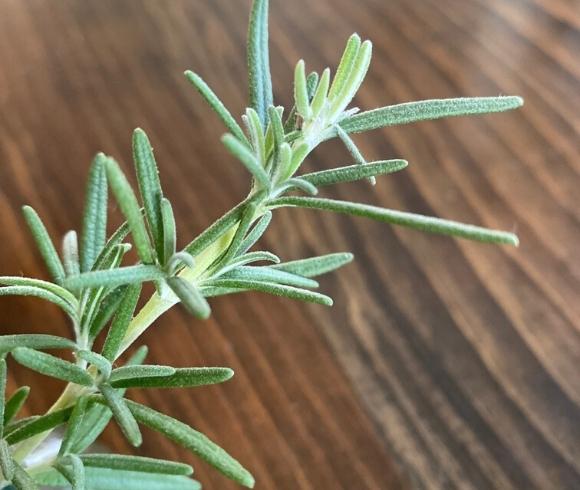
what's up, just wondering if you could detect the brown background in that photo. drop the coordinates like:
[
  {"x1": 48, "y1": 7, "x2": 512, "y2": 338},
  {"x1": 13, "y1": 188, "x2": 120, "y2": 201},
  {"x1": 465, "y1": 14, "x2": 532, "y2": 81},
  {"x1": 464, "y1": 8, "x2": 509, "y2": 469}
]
[{"x1": 0, "y1": 0, "x2": 579, "y2": 488}]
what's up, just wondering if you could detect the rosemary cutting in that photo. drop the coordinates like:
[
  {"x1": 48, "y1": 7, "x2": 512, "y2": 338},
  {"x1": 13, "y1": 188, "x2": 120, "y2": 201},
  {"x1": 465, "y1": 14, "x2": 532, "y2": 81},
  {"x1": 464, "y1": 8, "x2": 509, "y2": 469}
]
[{"x1": 0, "y1": 0, "x2": 522, "y2": 488}]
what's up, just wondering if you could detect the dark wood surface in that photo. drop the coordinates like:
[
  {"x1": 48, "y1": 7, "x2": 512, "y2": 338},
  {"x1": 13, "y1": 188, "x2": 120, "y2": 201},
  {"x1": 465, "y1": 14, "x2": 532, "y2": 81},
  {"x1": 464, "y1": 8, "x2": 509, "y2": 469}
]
[{"x1": 0, "y1": 0, "x2": 578, "y2": 488}]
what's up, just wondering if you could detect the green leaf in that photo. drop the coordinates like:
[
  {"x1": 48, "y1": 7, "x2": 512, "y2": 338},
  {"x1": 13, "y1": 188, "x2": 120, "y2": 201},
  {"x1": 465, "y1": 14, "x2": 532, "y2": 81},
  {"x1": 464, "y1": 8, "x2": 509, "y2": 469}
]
[
  {"x1": 160, "y1": 197, "x2": 176, "y2": 266},
  {"x1": 111, "y1": 367, "x2": 234, "y2": 389},
  {"x1": 284, "y1": 71, "x2": 318, "y2": 133},
  {"x1": 101, "y1": 284, "x2": 142, "y2": 361},
  {"x1": 0, "y1": 277, "x2": 77, "y2": 308},
  {"x1": 99, "y1": 383, "x2": 142, "y2": 447},
  {"x1": 35, "y1": 466, "x2": 200, "y2": 490},
  {"x1": 238, "y1": 212, "x2": 272, "y2": 254},
  {"x1": 300, "y1": 159, "x2": 407, "y2": 187},
  {"x1": 208, "y1": 279, "x2": 333, "y2": 306},
  {"x1": 0, "y1": 286, "x2": 77, "y2": 319},
  {"x1": 11, "y1": 348, "x2": 93, "y2": 387},
  {"x1": 104, "y1": 157, "x2": 154, "y2": 264},
  {"x1": 310, "y1": 67, "x2": 330, "y2": 119},
  {"x1": 244, "y1": 108, "x2": 266, "y2": 165},
  {"x1": 58, "y1": 396, "x2": 89, "y2": 457},
  {"x1": 62, "y1": 231, "x2": 81, "y2": 277},
  {"x1": 267, "y1": 106, "x2": 284, "y2": 154},
  {"x1": 91, "y1": 221, "x2": 130, "y2": 272},
  {"x1": 166, "y1": 277, "x2": 211, "y2": 320},
  {"x1": 339, "y1": 96, "x2": 524, "y2": 134},
  {"x1": 109, "y1": 365, "x2": 175, "y2": 385},
  {"x1": 0, "y1": 359, "x2": 6, "y2": 438},
  {"x1": 0, "y1": 438, "x2": 14, "y2": 481},
  {"x1": 81, "y1": 153, "x2": 109, "y2": 272},
  {"x1": 80, "y1": 454, "x2": 192, "y2": 476},
  {"x1": 184, "y1": 71, "x2": 248, "y2": 145},
  {"x1": 4, "y1": 386, "x2": 30, "y2": 425},
  {"x1": 278, "y1": 178, "x2": 318, "y2": 196},
  {"x1": 12, "y1": 461, "x2": 38, "y2": 490},
  {"x1": 22, "y1": 206, "x2": 65, "y2": 285},
  {"x1": 69, "y1": 347, "x2": 148, "y2": 454},
  {"x1": 328, "y1": 34, "x2": 361, "y2": 100},
  {"x1": 272, "y1": 252, "x2": 354, "y2": 278},
  {"x1": 293, "y1": 60, "x2": 311, "y2": 120},
  {"x1": 76, "y1": 351, "x2": 111, "y2": 379},
  {"x1": 133, "y1": 129, "x2": 164, "y2": 261},
  {"x1": 269, "y1": 196, "x2": 519, "y2": 245},
  {"x1": 221, "y1": 266, "x2": 318, "y2": 289},
  {"x1": 280, "y1": 141, "x2": 309, "y2": 183},
  {"x1": 0, "y1": 335, "x2": 76, "y2": 353},
  {"x1": 55, "y1": 454, "x2": 85, "y2": 490},
  {"x1": 122, "y1": 400, "x2": 254, "y2": 488},
  {"x1": 214, "y1": 251, "x2": 280, "y2": 277},
  {"x1": 5, "y1": 407, "x2": 72, "y2": 445},
  {"x1": 220, "y1": 201, "x2": 258, "y2": 265},
  {"x1": 222, "y1": 134, "x2": 270, "y2": 189},
  {"x1": 247, "y1": 0, "x2": 273, "y2": 126},
  {"x1": 65, "y1": 265, "x2": 164, "y2": 291}
]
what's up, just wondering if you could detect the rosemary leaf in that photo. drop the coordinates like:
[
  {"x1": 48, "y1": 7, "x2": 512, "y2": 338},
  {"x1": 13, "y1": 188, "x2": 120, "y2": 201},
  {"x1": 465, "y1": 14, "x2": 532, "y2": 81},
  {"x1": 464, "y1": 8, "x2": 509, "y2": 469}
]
[
  {"x1": 221, "y1": 134, "x2": 270, "y2": 189},
  {"x1": 339, "y1": 96, "x2": 524, "y2": 134},
  {"x1": 0, "y1": 286, "x2": 77, "y2": 319},
  {"x1": 238, "y1": 212, "x2": 272, "y2": 254},
  {"x1": 209, "y1": 279, "x2": 333, "y2": 306},
  {"x1": 4, "y1": 386, "x2": 30, "y2": 425},
  {"x1": 310, "y1": 67, "x2": 330, "y2": 119},
  {"x1": 22, "y1": 206, "x2": 65, "y2": 285},
  {"x1": 267, "y1": 106, "x2": 284, "y2": 153},
  {"x1": 133, "y1": 128, "x2": 164, "y2": 259},
  {"x1": 105, "y1": 157, "x2": 154, "y2": 264},
  {"x1": 12, "y1": 461, "x2": 38, "y2": 490},
  {"x1": 99, "y1": 383, "x2": 142, "y2": 447},
  {"x1": 293, "y1": 60, "x2": 311, "y2": 120},
  {"x1": 0, "y1": 438, "x2": 14, "y2": 480},
  {"x1": 81, "y1": 153, "x2": 108, "y2": 272},
  {"x1": 247, "y1": 0, "x2": 273, "y2": 126},
  {"x1": 220, "y1": 201, "x2": 258, "y2": 265},
  {"x1": 123, "y1": 400, "x2": 255, "y2": 488},
  {"x1": 221, "y1": 266, "x2": 319, "y2": 289},
  {"x1": 269, "y1": 196, "x2": 519, "y2": 245},
  {"x1": 109, "y1": 365, "x2": 176, "y2": 384},
  {"x1": 328, "y1": 33, "x2": 361, "y2": 100},
  {"x1": 110, "y1": 367, "x2": 233, "y2": 389},
  {"x1": 335, "y1": 124, "x2": 375, "y2": 185},
  {"x1": 300, "y1": 159, "x2": 407, "y2": 187},
  {"x1": 65, "y1": 265, "x2": 163, "y2": 291},
  {"x1": 272, "y1": 253, "x2": 354, "y2": 277},
  {"x1": 55, "y1": 454, "x2": 85, "y2": 490},
  {"x1": 80, "y1": 454, "x2": 193, "y2": 476},
  {"x1": 0, "y1": 359, "x2": 6, "y2": 438},
  {"x1": 245, "y1": 108, "x2": 266, "y2": 164},
  {"x1": 89, "y1": 286, "x2": 126, "y2": 339},
  {"x1": 0, "y1": 334, "x2": 76, "y2": 353},
  {"x1": 214, "y1": 251, "x2": 280, "y2": 277},
  {"x1": 59, "y1": 396, "x2": 89, "y2": 457},
  {"x1": 0, "y1": 277, "x2": 77, "y2": 307},
  {"x1": 184, "y1": 71, "x2": 248, "y2": 145},
  {"x1": 166, "y1": 277, "x2": 211, "y2": 320},
  {"x1": 62, "y1": 231, "x2": 81, "y2": 277},
  {"x1": 11, "y1": 348, "x2": 94, "y2": 387},
  {"x1": 5, "y1": 407, "x2": 72, "y2": 445},
  {"x1": 160, "y1": 197, "x2": 176, "y2": 266},
  {"x1": 101, "y1": 284, "x2": 142, "y2": 361},
  {"x1": 278, "y1": 178, "x2": 318, "y2": 196}
]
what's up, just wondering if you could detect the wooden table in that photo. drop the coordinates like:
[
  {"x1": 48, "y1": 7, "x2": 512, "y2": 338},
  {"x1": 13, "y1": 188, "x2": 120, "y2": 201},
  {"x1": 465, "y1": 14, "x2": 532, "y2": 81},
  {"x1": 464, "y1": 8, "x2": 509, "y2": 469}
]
[{"x1": 0, "y1": 0, "x2": 578, "y2": 488}]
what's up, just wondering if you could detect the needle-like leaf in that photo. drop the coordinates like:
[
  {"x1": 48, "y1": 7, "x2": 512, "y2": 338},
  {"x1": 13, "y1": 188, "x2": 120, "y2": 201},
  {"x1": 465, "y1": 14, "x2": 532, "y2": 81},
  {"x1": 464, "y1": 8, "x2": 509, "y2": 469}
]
[
  {"x1": 11, "y1": 348, "x2": 94, "y2": 387},
  {"x1": 166, "y1": 277, "x2": 211, "y2": 320},
  {"x1": 237, "y1": 212, "x2": 272, "y2": 254},
  {"x1": 22, "y1": 206, "x2": 65, "y2": 285},
  {"x1": 4, "y1": 386, "x2": 30, "y2": 425},
  {"x1": 339, "y1": 96, "x2": 524, "y2": 134},
  {"x1": 101, "y1": 284, "x2": 142, "y2": 361},
  {"x1": 133, "y1": 129, "x2": 164, "y2": 259},
  {"x1": 300, "y1": 159, "x2": 407, "y2": 187},
  {"x1": 62, "y1": 230, "x2": 81, "y2": 277},
  {"x1": 272, "y1": 253, "x2": 354, "y2": 278},
  {"x1": 65, "y1": 265, "x2": 163, "y2": 291},
  {"x1": 81, "y1": 154, "x2": 108, "y2": 272},
  {"x1": 0, "y1": 439, "x2": 14, "y2": 481},
  {"x1": 247, "y1": 0, "x2": 273, "y2": 126},
  {"x1": 99, "y1": 383, "x2": 142, "y2": 447},
  {"x1": 105, "y1": 157, "x2": 154, "y2": 264},
  {"x1": 220, "y1": 266, "x2": 318, "y2": 289},
  {"x1": 109, "y1": 365, "x2": 176, "y2": 385},
  {"x1": 55, "y1": 454, "x2": 85, "y2": 490},
  {"x1": 0, "y1": 335, "x2": 76, "y2": 353},
  {"x1": 12, "y1": 461, "x2": 38, "y2": 490},
  {"x1": 77, "y1": 351, "x2": 112, "y2": 379},
  {"x1": 5, "y1": 407, "x2": 73, "y2": 445},
  {"x1": 185, "y1": 71, "x2": 248, "y2": 146},
  {"x1": 0, "y1": 286, "x2": 77, "y2": 319},
  {"x1": 110, "y1": 367, "x2": 234, "y2": 389},
  {"x1": 269, "y1": 196, "x2": 519, "y2": 245},
  {"x1": 59, "y1": 396, "x2": 89, "y2": 457},
  {"x1": 208, "y1": 279, "x2": 332, "y2": 306},
  {"x1": 294, "y1": 60, "x2": 311, "y2": 120},
  {"x1": 222, "y1": 134, "x2": 270, "y2": 189},
  {"x1": 328, "y1": 33, "x2": 361, "y2": 100},
  {"x1": 80, "y1": 454, "x2": 193, "y2": 476},
  {"x1": 160, "y1": 197, "x2": 176, "y2": 266}
]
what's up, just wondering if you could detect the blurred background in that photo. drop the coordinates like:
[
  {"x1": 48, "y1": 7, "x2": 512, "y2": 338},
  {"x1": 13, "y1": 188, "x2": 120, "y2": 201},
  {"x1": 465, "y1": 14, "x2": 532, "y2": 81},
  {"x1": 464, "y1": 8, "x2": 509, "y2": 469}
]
[{"x1": 0, "y1": 0, "x2": 578, "y2": 488}]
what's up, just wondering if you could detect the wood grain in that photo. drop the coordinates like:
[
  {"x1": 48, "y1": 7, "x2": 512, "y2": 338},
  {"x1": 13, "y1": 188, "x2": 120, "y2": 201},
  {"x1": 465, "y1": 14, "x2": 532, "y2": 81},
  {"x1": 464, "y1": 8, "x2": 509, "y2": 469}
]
[{"x1": 0, "y1": 0, "x2": 578, "y2": 488}]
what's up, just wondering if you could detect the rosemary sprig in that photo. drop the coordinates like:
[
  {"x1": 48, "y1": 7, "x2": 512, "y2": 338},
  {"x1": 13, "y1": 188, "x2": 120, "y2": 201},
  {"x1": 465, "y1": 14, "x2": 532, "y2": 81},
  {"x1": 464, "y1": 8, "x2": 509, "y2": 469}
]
[{"x1": 0, "y1": 0, "x2": 522, "y2": 488}]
